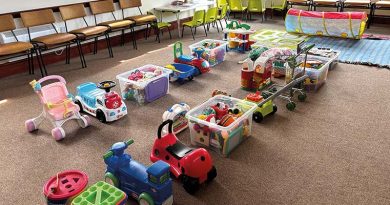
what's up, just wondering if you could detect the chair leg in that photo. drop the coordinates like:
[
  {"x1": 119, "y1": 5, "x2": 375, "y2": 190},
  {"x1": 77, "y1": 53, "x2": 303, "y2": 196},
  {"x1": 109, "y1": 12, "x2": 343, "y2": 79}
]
[
  {"x1": 36, "y1": 48, "x2": 46, "y2": 77},
  {"x1": 145, "y1": 24, "x2": 148, "y2": 40},
  {"x1": 27, "y1": 50, "x2": 32, "y2": 75},
  {"x1": 121, "y1": 30, "x2": 125, "y2": 46},
  {"x1": 219, "y1": 20, "x2": 224, "y2": 31},
  {"x1": 155, "y1": 26, "x2": 161, "y2": 43},
  {"x1": 190, "y1": 27, "x2": 195, "y2": 40},
  {"x1": 203, "y1": 25, "x2": 207, "y2": 36},
  {"x1": 93, "y1": 37, "x2": 98, "y2": 54},
  {"x1": 216, "y1": 21, "x2": 220, "y2": 33},
  {"x1": 195, "y1": 27, "x2": 197, "y2": 35},
  {"x1": 132, "y1": 27, "x2": 138, "y2": 50},
  {"x1": 65, "y1": 45, "x2": 70, "y2": 64},
  {"x1": 181, "y1": 26, "x2": 185, "y2": 38},
  {"x1": 105, "y1": 33, "x2": 114, "y2": 58},
  {"x1": 76, "y1": 40, "x2": 87, "y2": 68},
  {"x1": 168, "y1": 27, "x2": 172, "y2": 39}
]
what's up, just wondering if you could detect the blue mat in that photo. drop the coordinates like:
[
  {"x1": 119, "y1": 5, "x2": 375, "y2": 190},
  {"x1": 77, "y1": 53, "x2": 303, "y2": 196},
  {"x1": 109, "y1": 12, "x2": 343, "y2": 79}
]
[{"x1": 306, "y1": 37, "x2": 390, "y2": 68}]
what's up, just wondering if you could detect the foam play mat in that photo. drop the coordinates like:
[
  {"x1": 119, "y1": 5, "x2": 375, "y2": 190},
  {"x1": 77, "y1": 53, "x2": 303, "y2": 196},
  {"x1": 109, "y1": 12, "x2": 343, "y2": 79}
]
[
  {"x1": 306, "y1": 37, "x2": 390, "y2": 68},
  {"x1": 250, "y1": 29, "x2": 308, "y2": 50}
]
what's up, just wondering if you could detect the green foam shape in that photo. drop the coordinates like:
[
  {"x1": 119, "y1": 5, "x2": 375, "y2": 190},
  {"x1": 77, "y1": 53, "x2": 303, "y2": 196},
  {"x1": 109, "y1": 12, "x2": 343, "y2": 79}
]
[{"x1": 72, "y1": 181, "x2": 126, "y2": 205}]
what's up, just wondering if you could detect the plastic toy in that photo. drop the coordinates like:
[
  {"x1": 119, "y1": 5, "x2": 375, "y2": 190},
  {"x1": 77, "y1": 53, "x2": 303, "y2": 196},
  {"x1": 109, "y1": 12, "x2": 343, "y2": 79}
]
[
  {"x1": 72, "y1": 181, "x2": 127, "y2": 205},
  {"x1": 165, "y1": 63, "x2": 198, "y2": 83},
  {"x1": 150, "y1": 120, "x2": 217, "y2": 194},
  {"x1": 103, "y1": 139, "x2": 173, "y2": 205},
  {"x1": 245, "y1": 91, "x2": 277, "y2": 123},
  {"x1": 43, "y1": 170, "x2": 89, "y2": 205},
  {"x1": 186, "y1": 95, "x2": 257, "y2": 157},
  {"x1": 75, "y1": 81, "x2": 127, "y2": 123},
  {"x1": 223, "y1": 21, "x2": 256, "y2": 53},
  {"x1": 162, "y1": 103, "x2": 191, "y2": 134},
  {"x1": 285, "y1": 9, "x2": 367, "y2": 39},
  {"x1": 173, "y1": 41, "x2": 210, "y2": 74},
  {"x1": 25, "y1": 75, "x2": 90, "y2": 141},
  {"x1": 189, "y1": 39, "x2": 228, "y2": 67}
]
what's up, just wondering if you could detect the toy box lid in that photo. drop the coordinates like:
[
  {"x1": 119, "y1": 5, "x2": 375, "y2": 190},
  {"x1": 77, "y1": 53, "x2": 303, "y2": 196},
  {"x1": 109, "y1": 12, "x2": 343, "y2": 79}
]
[
  {"x1": 116, "y1": 64, "x2": 172, "y2": 89},
  {"x1": 189, "y1": 39, "x2": 228, "y2": 52}
]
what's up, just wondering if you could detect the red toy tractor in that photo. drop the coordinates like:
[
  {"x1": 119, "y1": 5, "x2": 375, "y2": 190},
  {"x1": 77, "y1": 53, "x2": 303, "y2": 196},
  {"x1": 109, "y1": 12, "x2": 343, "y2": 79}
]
[{"x1": 150, "y1": 120, "x2": 217, "y2": 194}]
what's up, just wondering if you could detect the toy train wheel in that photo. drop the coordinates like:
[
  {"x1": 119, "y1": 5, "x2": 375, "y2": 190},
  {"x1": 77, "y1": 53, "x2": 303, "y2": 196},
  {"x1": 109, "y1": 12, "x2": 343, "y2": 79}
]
[
  {"x1": 75, "y1": 100, "x2": 83, "y2": 112},
  {"x1": 253, "y1": 111, "x2": 263, "y2": 123},
  {"x1": 182, "y1": 175, "x2": 200, "y2": 194},
  {"x1": 188, "y1": 75, "x2": 194, "y2": 81},
  {"x1": 138, "y1": 193, "x2": 154, "y2": 205},
  {"x1": 96, "y1": 109, "x2": 106, "y2": 123},
  {"x1": 104, "y1": 172, "x2": 119, "y2": 187},
  {"x1": 286, "y1": 102, "x2": 296, "y2": 111},
  {"x1": 206, "y1": 166, "x2": 217, "y2": 183},
  {"x1": 271, "y1": 105, "x2": 277, "y2": 115},
  {"x1": 298, "y1": 93, "x2": 307, "y2": 102}
]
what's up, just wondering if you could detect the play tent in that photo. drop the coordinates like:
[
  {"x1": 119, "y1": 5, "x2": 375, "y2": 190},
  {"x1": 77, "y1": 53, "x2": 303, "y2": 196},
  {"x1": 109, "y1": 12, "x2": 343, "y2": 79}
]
[{"x1": 285, "y1": 9, "x2": 367, "y2": 39}]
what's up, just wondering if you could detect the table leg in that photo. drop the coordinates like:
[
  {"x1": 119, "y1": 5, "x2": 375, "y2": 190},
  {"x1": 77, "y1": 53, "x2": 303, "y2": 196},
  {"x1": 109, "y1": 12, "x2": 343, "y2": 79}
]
[{"x1": 176, "y1": 12, "x2": 181, "y2": 38}]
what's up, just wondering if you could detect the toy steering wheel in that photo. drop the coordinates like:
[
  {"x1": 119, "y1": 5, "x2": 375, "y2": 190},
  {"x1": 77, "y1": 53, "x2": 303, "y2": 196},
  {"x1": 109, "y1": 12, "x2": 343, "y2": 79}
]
[
  {"x1": 194, "y1": 47, "x2": 205, "y2": 59},
  {"x1": 97, "y1": 81, "x2": 116, "y2": 93}
]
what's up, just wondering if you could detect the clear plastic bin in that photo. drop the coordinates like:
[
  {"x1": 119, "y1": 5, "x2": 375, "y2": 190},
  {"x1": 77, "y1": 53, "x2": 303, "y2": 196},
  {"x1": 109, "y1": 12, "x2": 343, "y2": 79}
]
[
  {"x1": 116, "y1": 65, "x2": 172, "y2": 105},
  {"x1": 188, "y1": 39, "x2": 228, "y2": 67},
  {"x1": 295, "y1": 54, "x2": 338, "y2": 92},
  {"x1": 186, "y1": 95, "x2": 257, "y2": 157}
]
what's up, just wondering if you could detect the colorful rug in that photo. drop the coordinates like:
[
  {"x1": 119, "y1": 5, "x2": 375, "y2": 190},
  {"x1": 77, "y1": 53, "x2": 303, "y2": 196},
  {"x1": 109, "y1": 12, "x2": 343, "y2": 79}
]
[
  {"x1": 250, "y1": 29, "x2": 308, "y2": 50},
  {"x1": 306, "y1": 37, "x2": 390, "y2": 68}
]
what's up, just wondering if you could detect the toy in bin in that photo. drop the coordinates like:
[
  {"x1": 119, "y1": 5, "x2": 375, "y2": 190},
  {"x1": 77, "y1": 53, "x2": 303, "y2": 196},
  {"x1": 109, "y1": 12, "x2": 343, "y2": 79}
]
[
  {"x1": 43, "y1": 170, "x2": 88, "y2": 205},
  {"x1": 150, "y1": 120, "x2": 217, "y2": 194},
  {"x1": 103, "y1": 139, "x2": 173, "y2": 205},
  {"x1": 72, "y1": 181, "x2": 127, "y2": 205},
  {"x1": 173, "y1": 41, "x2": 210, "y2": 74},
  {"x1": 116, "y1": 65, "x2": 171, "y2": 105},
  {"x1": 25, "y1": 75, "x2": 90, "y2": 141},
  {"x1": 189, "y1": 39, "x2": 228, "y2": 67},
  {"x1": 165, "y1": 63, "x2": 198, "y2": 84},
  {"x1": 162, "y1": 103, "x2": 191, "y2": 134},
  {"x1": 75, "y1": 81, "x2": 127, "y2": 123},
  {"x1": 186, "y1": 95, "x2": 257, "y2": 157}
]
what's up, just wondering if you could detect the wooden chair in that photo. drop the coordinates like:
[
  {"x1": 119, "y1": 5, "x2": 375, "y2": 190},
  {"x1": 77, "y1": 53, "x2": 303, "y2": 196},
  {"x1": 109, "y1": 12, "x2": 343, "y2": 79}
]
[
  {"x1": 0, "y1": 14, "x2": 38, "y2": 76},
  {"x1": 287, "y1": 0, "x2": 312, "y2": 10},
  {"x1": 370, "y1": 0, "x2": 390, "y2": 28},
  {"x1": 20, "y1": 9, "x2": 86, "y2": 76},
  {"x1": 59, "y1": 3, "x2": 113, "y2": 59},
  {"x1": 89, "y1": 0, "x2": 136, "y2": 49},
  {"x1": 311, "y1": 0, "x2": 341, "y2": 11},
  {"x1": 119, "y1": 0, "x2": 158, "y2": 42}
]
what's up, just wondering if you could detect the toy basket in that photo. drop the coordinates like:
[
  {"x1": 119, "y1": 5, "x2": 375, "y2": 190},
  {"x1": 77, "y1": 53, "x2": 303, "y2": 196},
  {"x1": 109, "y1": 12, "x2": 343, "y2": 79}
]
[
  {"x1": 186, "y1": 95, "x2": 257, "y2": 157},
  {"x1": 116, "y1": 65, "x2": 172, "y2": 105},
  {"x1": 189, "y1": 39, "x2": 228, "y2": 67}
]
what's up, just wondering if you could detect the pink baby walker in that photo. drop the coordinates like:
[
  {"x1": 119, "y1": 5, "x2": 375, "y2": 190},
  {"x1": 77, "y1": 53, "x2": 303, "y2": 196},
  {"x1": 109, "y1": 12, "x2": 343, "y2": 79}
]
[{"x1": 25, "y1": 75, "x2": 90, "y2": 141}]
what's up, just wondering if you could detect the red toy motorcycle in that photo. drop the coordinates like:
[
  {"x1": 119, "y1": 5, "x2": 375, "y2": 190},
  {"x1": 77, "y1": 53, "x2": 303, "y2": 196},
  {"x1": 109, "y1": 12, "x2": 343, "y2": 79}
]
[{"x1": 150, "y1": 120, "x2": 217, "y2": 194}]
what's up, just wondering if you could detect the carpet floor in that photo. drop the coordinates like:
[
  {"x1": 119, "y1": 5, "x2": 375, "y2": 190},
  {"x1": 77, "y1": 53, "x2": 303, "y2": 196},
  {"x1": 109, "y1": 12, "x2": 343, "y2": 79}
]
[{"x1": 0, "y1": 18, "x2": 390, "y2": 205}]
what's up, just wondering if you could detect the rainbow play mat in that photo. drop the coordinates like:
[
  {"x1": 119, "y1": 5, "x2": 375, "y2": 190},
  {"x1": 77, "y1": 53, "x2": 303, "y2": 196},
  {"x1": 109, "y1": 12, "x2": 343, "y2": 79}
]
[{"x1": 285, "y1": 9, "x2": 367, "y2": 39}]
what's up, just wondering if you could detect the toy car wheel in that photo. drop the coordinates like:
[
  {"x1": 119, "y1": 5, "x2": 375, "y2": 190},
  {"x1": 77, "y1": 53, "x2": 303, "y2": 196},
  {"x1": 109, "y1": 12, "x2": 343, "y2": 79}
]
[
  {"x1": 51, "y1": 127, "x2": 65, "y2": 141},
  {"x1": 79, "y1": 115, "x2": 90, "y2": 128},
  {"x1": 182, "y1": 175, "x2": 200, "y2": 194},
  {"x1": 104, "y1": 172, "x2": 119, "y2": 187},
  {"x1": 96, "y1": 109, "x2": 106, "y2": 123},
  {"x1": 298, "y1": 93, "x2": 307, "y2": 102},
  {"x1": 75, "y1": 100, "x2": 83, "y2": 112},
  {"x1": 188, "y1": 75, "x2": 194, "y2": 81},
  {"x1": 253, "y1": 112, "x2": 263, "y2": 123},
  {"x1": 206, "y1": 166, "x2": 217, "y2": 183},
  {"x1": 286, "y1": 102, "x2": 296, "y2": 111},
  {"x1": 138, "y1": 193, "x2": 154, "y2": 205},
  {"x1": 271, "y1": 104, "x2": 277, "y2": 115},
  {"x1": 25, "y1": 119, "x2": 37, "y2": 132}
]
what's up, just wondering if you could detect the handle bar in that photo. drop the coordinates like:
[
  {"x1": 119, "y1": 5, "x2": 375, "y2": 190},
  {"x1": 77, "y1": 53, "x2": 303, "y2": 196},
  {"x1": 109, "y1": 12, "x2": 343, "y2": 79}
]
[{"x1": 103, "y1": 139, "x2": 134, "y2": 160}]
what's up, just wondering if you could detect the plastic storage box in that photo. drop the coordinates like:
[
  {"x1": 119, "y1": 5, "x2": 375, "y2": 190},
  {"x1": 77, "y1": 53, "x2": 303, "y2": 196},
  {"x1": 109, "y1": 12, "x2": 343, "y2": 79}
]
[
  {"x1": 188, "y1": 39, "x2": 228, "y2": 67},
  {"x1": 186, "y1": 95, "x2": 257, "y2": 157},
  {"x1": 296, "y1": 53, "x2": 338, "y2": 92},
  {"x1": 116, "y1": 65, "x2": 172, "y2": 105}
]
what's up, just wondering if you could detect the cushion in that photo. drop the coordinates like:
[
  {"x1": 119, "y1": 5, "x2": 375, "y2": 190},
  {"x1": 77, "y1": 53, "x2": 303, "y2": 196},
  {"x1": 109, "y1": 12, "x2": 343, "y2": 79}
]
[
  {"x1": 0, "y1": 42, "x2": 33, "y2": 56},
  {"x1": 32, "y1": 33, "x2": 76, "y2": 46}
]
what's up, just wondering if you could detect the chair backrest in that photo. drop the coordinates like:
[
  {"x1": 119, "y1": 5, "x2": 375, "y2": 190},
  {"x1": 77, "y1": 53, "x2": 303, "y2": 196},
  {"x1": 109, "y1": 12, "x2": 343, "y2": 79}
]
[
  {"x1": 248, "y1": 0, "x2": 266, "y2": 12},
  {"x1": 0, "y1": 14, "x2": 16, "y2": 32},
  {"x1": 59, "y1": 4, "x2": 87, "y2": 21},
  {"x1": 205, "y1": 7, "x2": 218, "y2": 23},
  {"x1": 193, "y1": 10, "x2": 205, "y2": 25},
  {"x1": 119, "y1": 0, "x2": 142, "y2": 9},
  {"x1": 90, "y1": 0, "x2": 115, "y2": 15},
  {"x1": 278, "y1": 0, "x2": 288, "y2": 8},
  {"x1": 20, "y1": 9, "x2": 56, "y2": 28},
  {"x1": 228, "y1": 0, "x2": 243, "y2": 10},
  {"x1": 217, "y1": 0, "x2": 228, "y2": 7},
  {"x1": 220, "y1": 4, "x2": 228, "y2": 18}
]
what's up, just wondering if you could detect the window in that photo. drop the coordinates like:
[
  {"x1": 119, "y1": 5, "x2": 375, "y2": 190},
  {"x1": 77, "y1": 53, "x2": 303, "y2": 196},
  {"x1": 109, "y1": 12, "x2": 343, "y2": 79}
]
[
  {"x1": 97, "y1": 99, "x2": 103, "y2": 106},
  {"x1": 160, "y1": 172, "x2": 169, "y2": 184},
  {"x1": 149, "y1": 174, "x2": 158, "y2": 184}
]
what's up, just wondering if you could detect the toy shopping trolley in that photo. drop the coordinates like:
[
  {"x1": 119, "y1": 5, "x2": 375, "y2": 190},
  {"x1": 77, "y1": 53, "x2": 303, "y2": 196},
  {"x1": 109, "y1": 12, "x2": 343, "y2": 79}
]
[
  {"x1": 261, "y1": 44, "x2": 315, "y2": 111},
  {"x1": 25, "y1": 75, "x2": 90, "y2": 141}
]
